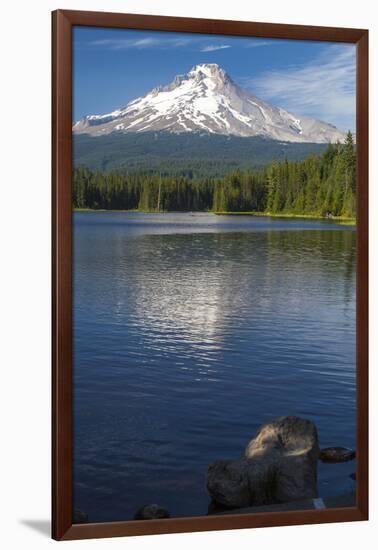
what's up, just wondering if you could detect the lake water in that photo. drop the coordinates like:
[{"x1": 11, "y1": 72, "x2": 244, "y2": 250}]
[{"x1": 73, "y1": 212, "x2": 356, "y2": 522}]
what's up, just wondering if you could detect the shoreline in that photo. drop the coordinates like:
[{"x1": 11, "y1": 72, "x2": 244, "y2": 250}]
[
  {"x1": 213, "y1": 211, "x2": 356, "y2": 225},
  {"x1": 73, "y1": 208, "x2": 356, "y2": 225}
]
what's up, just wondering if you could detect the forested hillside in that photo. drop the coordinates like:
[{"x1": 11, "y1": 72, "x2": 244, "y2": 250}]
[
  {"x1": 73, "y1": 132, "x2": 327, "y2": 177},
  {"x1": 73, "y1": 132, "x2": 355, "y2": 218}
]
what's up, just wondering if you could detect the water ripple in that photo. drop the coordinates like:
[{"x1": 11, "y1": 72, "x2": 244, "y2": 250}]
[{"x1": 73, "y1": 212, "x2": 356, "y2": 522}]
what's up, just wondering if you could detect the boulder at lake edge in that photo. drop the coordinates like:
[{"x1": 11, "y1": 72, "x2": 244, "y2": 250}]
[
  {"x1": 207, "y1": 416, "x2": 320, "y2": 509},
  {"x1": 246, "y1": 416, "x2": 320, "y2": 503},
  {"x1": 134, "y1": 504, "x2": 170, "y2": 520},
  {"x1": 207, "y1": 459, "x2": 251, "y2": 509}
]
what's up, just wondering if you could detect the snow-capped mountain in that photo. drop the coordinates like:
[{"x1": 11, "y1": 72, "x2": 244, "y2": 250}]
[{"x1": 73, "y1": 63, "x2": 345, "y2": 143}]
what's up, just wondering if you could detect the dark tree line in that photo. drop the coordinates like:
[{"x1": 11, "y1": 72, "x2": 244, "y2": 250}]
[
  {"x1": 265, "y1": 131, "x2": 355, "y2": 217},
  {"x1": 73, "y1": 171, "x2": 216, "y2": 211},
  {"x1": 73, "y1": 132, "x2": 355, "y2": 218}
]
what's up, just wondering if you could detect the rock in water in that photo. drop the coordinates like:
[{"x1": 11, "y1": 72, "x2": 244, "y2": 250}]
[
  {"x1": 246, "y1": 416, "x2": 320, "y2": 503},
  {"x1": 319, "y1": 447, "x2": 356, "y2": 463},
  {"x1": 134, "y1": 504, "x2": 170, "y2": 520},
  {"x1": 207, "y1": 454, "x2": 280, "y2": 509},
  {"x1": 207, "y1": 416, "x2": 319, "y2": 509},
  {"x1": 207, "y1": 459, "x2": 254, "y2": 509},
  {"x1": 73, "y1": 510, "x2": 88, "y2": 523}
]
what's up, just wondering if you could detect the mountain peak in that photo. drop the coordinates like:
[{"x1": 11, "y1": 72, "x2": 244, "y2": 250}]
[
  {"x1": 190, "y1": 63, "x2": 224, "y2": 74},
  {"x1": 188, "y1": 63, "x2": 230, "y2": 83},
  {"x1": 73, "y1": 64, "x2": 345, "y2": 143},
  {"x1": 192, "y1": 62, "x2": 221, "y2": 69}
]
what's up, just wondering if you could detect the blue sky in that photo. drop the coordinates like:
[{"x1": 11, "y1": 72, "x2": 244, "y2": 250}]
[{"x1": 73, "y1": 27, "x2": 356, "y2": 131}]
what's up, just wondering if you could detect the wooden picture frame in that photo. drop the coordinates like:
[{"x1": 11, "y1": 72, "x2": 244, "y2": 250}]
[{"x1": 52, "y1": 9, "x2": 368, "y2": 541}]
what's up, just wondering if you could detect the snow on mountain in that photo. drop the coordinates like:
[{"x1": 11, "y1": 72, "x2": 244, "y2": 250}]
[{"x1": 73, "y1": 63, "x2": 345, "y2": 143}]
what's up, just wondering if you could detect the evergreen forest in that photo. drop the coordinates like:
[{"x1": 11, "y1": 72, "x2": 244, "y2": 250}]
[{"x1": 73, "y1": 132, "x2": 356, "y2": 218}]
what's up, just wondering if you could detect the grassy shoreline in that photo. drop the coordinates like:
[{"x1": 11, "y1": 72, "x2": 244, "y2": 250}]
[
  {"x1": 213, "y1": 211, "x2": 356, "y2": 225},
  {"x1": 73, "y1": 207, "x2": 356, "y2": 225}
]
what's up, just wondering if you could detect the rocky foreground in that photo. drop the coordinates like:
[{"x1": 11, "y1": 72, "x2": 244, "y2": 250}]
[
  {"x1": 73, "y1": 415, "x2": 356, "y2": 523},
  {"x1": 207, "y1": 416, "x2": 319, "y2": 510},
  {"x1": 207, "y1": 415, "x2": 355, "y2": 512}
]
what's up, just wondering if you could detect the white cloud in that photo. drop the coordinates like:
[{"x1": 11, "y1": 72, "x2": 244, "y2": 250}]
[
  {"x1": 85, "y1": 34, "x2": 277, "y2": 52},
  {"x1": 248, "y1": 44, "x2": 356, "y2": 131},
  {"x1": 243, "y1": 40, "x2": 275, "y2": 48},
  {"x1": 200, "y1": 44, "x2": 231, "y2": 52},
  {"x1": 89, "y1": 36, "x2": 194, "y2": 50},
  {"x1": 87, "y1": 36, "x2": 273, "y2": 53},
  {"x1": 89, "y1": 37, "x2": 232, "y2": 52}
]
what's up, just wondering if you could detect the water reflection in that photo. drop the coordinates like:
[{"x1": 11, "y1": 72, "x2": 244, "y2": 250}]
[{"x1": 73, "y1": 213, "x2": 356, "y2": 523}]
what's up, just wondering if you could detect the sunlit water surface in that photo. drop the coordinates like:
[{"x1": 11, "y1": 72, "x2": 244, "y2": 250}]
[{"x1": 73, "y1": 212, "x2": 356, "y2": 522}]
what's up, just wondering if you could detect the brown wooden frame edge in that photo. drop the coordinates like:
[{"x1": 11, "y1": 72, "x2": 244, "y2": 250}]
[{"x1": 52, "y1": 9, "x2": 369, "y2": 541}]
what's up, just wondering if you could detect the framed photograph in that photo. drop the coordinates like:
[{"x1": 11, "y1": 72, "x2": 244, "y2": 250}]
[{"x1": 52, "y1": 10, "x2": 368, "y2": 541}]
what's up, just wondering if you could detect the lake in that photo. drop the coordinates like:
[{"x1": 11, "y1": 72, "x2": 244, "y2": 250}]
[{"x1": 73, "y1": 212, "x2": 356, "y2": 522}]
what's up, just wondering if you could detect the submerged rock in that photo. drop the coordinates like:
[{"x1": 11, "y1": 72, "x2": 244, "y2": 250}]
[
  {"x1": 207, "y1": 416, "x2": 319, "y2": 509},
  {"x1": 208, "y1": 499, "x2": 233, "y2": 515},
  {"x1": 73, "y1": 510, "x2": 89, "y2": 523},
  {"x1": 319, "y1": 447, "x2": 356, "y2": 463},
  {"x1": 134, "y1": 504, "x2": 170, "y2": 520}
]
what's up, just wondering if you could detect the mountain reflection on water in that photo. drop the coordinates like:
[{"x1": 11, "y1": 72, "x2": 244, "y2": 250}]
[{"x1": 73, "y1": 212, "x2": 356, "y2": 522}]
